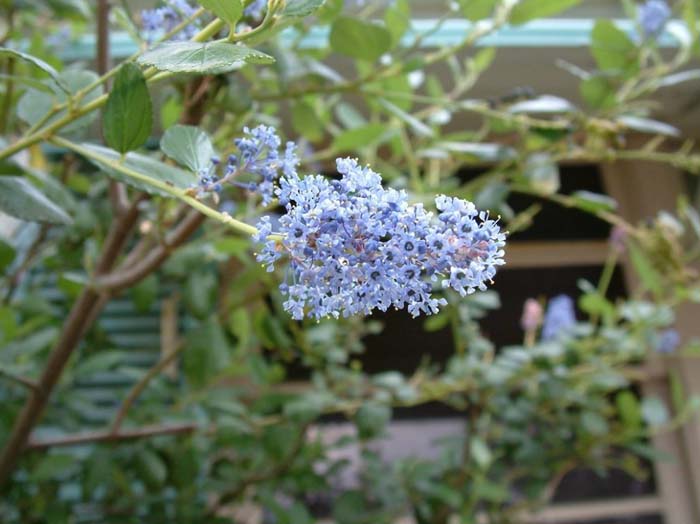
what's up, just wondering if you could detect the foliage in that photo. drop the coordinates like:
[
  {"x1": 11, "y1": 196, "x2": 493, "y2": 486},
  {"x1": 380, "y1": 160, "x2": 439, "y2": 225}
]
[{"x1": 1, "y1": 0, "x2": 700, "y2": 523}]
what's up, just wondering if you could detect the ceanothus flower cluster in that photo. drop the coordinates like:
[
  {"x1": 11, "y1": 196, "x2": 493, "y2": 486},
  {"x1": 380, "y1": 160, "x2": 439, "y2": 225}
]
[
  {"x1": 541, "y1": 295, "x2": 576, "y2": 340},
  {"x1": 255, "y1": 157, "x2": 506, "y2": 320},
  {"x1": 141, "y1": 0, "x2": 199, "y2": 42},
  {"x1": 197, "y1": 125, "x2": 298, "y2": 205},
  {"x1": 639, "y1": 0, "x2": 671, "y2": 38}
]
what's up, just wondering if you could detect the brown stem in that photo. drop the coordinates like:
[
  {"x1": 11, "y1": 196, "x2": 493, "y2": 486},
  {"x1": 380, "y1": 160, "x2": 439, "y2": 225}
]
[
  {"x1": 0, "y1": 369, "x2": 38, "y2": 391},
  {"x1": 95, "y1": 210, "x2": 205, "y2": 292},
  {"x1": 27, "y1": 423, "x2": 199, "y2": 450},
  {"x1": 110, "y1": 343, "x2": 185, "y2": 434},
  {"x1": 0, "y1": 198, "x2": 142, "y2": 488}
]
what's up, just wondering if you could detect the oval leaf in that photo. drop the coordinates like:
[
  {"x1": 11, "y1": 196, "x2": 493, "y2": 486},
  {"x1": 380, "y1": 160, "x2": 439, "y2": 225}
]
[
  {"x1": 0, "y1": 47, "x2": 69, "y2": 93},
  {"x1": 199, "y1": 0, "x2": 243, "y2": 25},
  {"x1": 81, "y1": 143, "x2": 197, "y2": 196},
  {"x1": 330, "y1": 17, "x2": 392, "y2": 62},
  {"x1": 0, "y1": 177, "x2": 72, "y2": 224},
  {"x1": 103, "y1": 63, "x2": 153, "y2": 153},
  {"x1": 137, "y1": 41, "x2": 275, "y2": 74},
  {"x1": 160, "y1": 125, "x2": 215, "y2": 173}
]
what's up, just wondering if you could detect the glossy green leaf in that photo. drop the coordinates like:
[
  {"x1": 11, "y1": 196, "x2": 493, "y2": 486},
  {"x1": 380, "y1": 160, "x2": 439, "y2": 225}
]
[
  {"x1": 580, "y1": 76, "x2": 616, "y2": 109},
  {"x1": 385, "y1": 0, "x2": 410, "y2": 44},
  {"x1": 184, "y1": 316, "x2": 231, "y2": 387},
  {"x1": 160, "y1": 124, "x2": 215, "y2": 172},
  {"x1": 199, "y1": 0, "x2": 243, "y2": 25},
  {"x1": 641, "y1": 396, "x2": 669, "y2": 426},
  {"x1": 0, "y1": 177, "x2": 72, "y2": 224},
  {"x1": 103, "y1": 63, "x2": 153, "y2": 153},
  {"x1": 590, "y1": 20, "x2": 637, "y2": 74},
  {"x1": 524, "y1": 153, "x2": 560, "y2": 195},
  {"x1": 460, "y1": 0, "x2": 497, "y2": 21},
  {"x1": 617, "y1": 116, "x2": 679, "y2": 137},
  {"x1": 628, "y1": 243, "x2": 663, "y2": 296},
  {"x1": 330, "y1": 17, "x2": 392, "y2": 62},
  {"x1": 283, "y1": 0, "x2": 326, "y2": 17},
  {"x1": 570, "y1": 190, "x2": 617, "y2": 213},
  {"x1": 355, "y1": 402, "x2": 391, "y2": 439},
  {"x1": 616, "y1": 390, "x2": 642, "y2": 430},
  {"x1": 291, "y1": 100, "x2": 324, "y2": 142},
  {"x1": 510, "y1": 0, "x2": 581, "y2": 25},
  {"x1": 333, "y1": 123, "x2": 387, "y2": 151},
  {"x1": 137, "y1": 41, "x2": 274, "y2": 74},
  {"x1": 0, "y1": 47, "x2": 69, "y2": 93},
  {"x1": 80, "y1": 143, "x2": 197, "y2": 196},
  {"x1": 0, "y1": 238, "x2": 16, "y2": 272},
  {"x1": 130, "y1": 275, "x2": 158, "y2": 313},
  {"x1": 379, "y1": 98, "x2": 433, "y2": 137}
]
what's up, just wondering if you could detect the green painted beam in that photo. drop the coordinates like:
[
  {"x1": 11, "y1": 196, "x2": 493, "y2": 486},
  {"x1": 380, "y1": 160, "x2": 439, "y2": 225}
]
[{"x1": 59, "y1": 18, "x2": 680, "y2": 61}]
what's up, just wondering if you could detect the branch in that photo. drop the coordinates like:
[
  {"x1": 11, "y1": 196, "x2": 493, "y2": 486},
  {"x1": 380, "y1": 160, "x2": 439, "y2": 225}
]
[
  {"x1": 96, "y1": 209, "x2": 205, "y2": 292},
  {"x1": 0, "y1": 368, "x2": 38, "y2": 391},
  {"x1": 0, "y1": 195, "x2": 142, "y2": 487},
  {"x1": 110, "y1": 343, "x2": 186, "y2": 434},
  {"x1": 27, "y1": 423, "x2": 198, "y2": 450}
]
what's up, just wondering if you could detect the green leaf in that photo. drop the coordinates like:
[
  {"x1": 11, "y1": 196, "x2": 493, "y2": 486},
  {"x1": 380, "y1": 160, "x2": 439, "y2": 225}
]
[
  {"x1": 570, "y1": 190, "x2": 617, "y2": 214},
  {"x1": 590, "y1": 20, "x2": 637, "y2": 74},
  {"x1": 160, "y1": 124, "x2": 215, "y2": 172},
  {"x1": 184, "y1": 270, "x2": 216, "y2": 318},
  {"x1": 617, "y1": 116, "x2": 679, "y2": 137},
  {"x1": 283, "y1": 0, "x2": 326, "y2": 17},
  {"x1": 355, "y1": 402, "x2": 391, "y2": 439},
  {"x1": 330, "y1": 17, "x2": 392, "y2": 62},
  {"x1": 137, "y1": 41, "x2": 274, "y2": 74},
  {"x1": 0, "y1": 238, "x2": 16, "y2": 272},
  {"x1": 0, "y1": 47, "x2": 69, "y2": 93},
  {"x1": 199, "y1": 0, "x2": 243, "y2": 25},
  {"x1": 641, "y1": 396, "x2": 669, "y2": 426},
  {"x1": 184, "y1": 316, "x2": 231, "y2": 387},
  {"x1": 137, "y1": 449, "x2": 168, "y2": 489},
  {"x1": 628, "y1": 242, "x2": 663, "y2": 296},
  {"x1": 470, "y1": 437, "x2": 492, "y2": 468},
  {"x1": 385, "y1": 0, "x2": 410, "y2": 44},
  {"x1": 580, "y1": 76, "x2": 616, "y2": 109},
  {"x1": 80, "y1": 143, "x2": 197, "y2": 196},
  {"x1": 17, "y1": 70, "x2": 102, "y2": 133},
  {"x1": 616, "y1": 391, "x2": 642, "y2": 430},
  {"x1": 32, "y1": 454, "x2": 77, "y2": 481},
  {"x1": 524, "y1": 153, "x2": 560, "y2": 195},
  {"x1": 130, "y1": 275, "x2": 158, "y2": 313},
  {"x1": 103, "y1": 63, "x2": 152, "y2": 154},
  {"x1": 291, "y1": 101, "x2": 324, "y2": 142},
  {"x1": 460, "y1": 0, "x2": 498, "y2": 21},
  {"x1": 581, "y1": 411, "x2": 609, "y2": 435},
  {"x1": 379, "y1": 98, "x2": 434, "y2": 137},
  {"x1": 510, "y1": 0, "x2": 581, "y2": 25},
  {"x1": 508, "y1": 95, "x2": 575, "y2": 114},
  {"x1": 0, "y1": 177, "x2": 72, "y2": 224},
  {"x1": 333, "y1": 123, "x2": 387, "y2": 151}
]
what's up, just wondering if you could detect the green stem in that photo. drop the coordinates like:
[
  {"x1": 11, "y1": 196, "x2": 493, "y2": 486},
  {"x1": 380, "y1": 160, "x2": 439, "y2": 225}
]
[
  {"x1": 0, "y1": 14, "x2": 224, "y2": 162},
  {"x1": 51, "y1": 136, "x2": 261, "y2": 237}
]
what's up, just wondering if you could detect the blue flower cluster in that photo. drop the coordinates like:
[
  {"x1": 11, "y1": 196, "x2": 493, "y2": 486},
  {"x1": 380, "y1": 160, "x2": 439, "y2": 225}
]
[
  {"x1": 655, "y1": 328, "x2": 679, "y2": 354},
  {"x1": 197, "y1": 125, "x2": 299, "y2": 206},
  {"x1": 255, "y1": 158, "x2": 506, "y2": 320},
  {"x1": 244, "y1": 0, "x2": 267, "y2": 19},
  {"x1": 541, "y1": 295, "x2": 576, "y2": 340},
  {"x1": 639, "y1": 0, "x2": 671, "y2": 38},
  {"x1": 141, "y1": 0, "x2": 199, "y2": 42}
]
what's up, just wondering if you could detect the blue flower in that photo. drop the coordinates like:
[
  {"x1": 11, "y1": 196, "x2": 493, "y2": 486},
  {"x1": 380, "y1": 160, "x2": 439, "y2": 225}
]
[
  {"x1": 244, "y1": 0, "x2": 267, "y2": 19},
  {"x1": 141, "y1": 0, "x2": 199, "y2": 42},
  {"x1": 639, "y1": 0, "x2": 671, "y2": 38},
  {"x1": 196, "y1": 126, "x2": 299, "y2": 205},
  {"x1": 541, "y1": 295, "x2": 576, "y2": 340},
  {"x1": 256, "y1": 158, "x2": 506, "y2": 320},
  {"x1": 655, "y1": 328, "x2": 680, "y2": 354}
]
